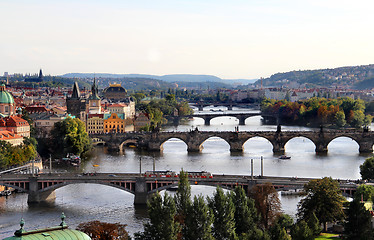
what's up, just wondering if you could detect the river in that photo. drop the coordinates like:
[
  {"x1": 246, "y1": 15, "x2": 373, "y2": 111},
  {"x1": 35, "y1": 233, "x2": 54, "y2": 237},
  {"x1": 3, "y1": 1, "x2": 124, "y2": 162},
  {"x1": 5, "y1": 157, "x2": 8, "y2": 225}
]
[{"x1": 0, "y1": 106, "x2": 373, "y2": 237}]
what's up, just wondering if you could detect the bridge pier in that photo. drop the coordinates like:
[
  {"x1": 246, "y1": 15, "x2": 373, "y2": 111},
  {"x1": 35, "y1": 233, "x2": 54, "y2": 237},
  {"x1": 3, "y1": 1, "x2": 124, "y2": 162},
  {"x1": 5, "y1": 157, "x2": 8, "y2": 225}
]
[
  {"x1": 227, "y1": 105, "x2": 233, "y2": 111},
  {"x1": 359, "y1": 142, "x2": 374, "y2": 153},
  {"x1": 272, "y1": 144, "x2": 285, "y2": 154},
  {"x1": 134, "y1": 178, "x2": 149, "y2": 205},
  {"x1": 204, "y1": 118, "x2": 211, "y2": 126},
  {"x1": 27, "y1": 177, "x2": 56, "y2": 204},
  {"x1": 187, "y1": 143, "x2": 203, "y2": 152},
  {"x1": 315, "y1": 144, "x2": 328, "y2": 153},
  {"x1": 238, "y1": 117, "x2": 246, "y2": 125},
  {"x1": 198, "y1": 105, "x2": 204, "y2": 111},
  {"x1": 229, "y1": 141, "x2": 244, "y2": 152}
]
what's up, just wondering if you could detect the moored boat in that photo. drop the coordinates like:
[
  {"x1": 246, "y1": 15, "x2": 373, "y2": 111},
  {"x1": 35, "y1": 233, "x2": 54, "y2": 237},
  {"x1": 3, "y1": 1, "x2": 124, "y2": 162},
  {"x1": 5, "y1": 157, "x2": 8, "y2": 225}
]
[{"x1": 279, "y1": 155, "x2": 291, "y2": 160}]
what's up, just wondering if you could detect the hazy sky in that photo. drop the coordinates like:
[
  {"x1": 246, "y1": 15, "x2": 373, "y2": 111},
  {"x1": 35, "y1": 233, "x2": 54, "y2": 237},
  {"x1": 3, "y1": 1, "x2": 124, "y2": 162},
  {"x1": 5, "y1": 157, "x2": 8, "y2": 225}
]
[{"x1": 1, "y1": 0, "x2": 373, "y2": 79}]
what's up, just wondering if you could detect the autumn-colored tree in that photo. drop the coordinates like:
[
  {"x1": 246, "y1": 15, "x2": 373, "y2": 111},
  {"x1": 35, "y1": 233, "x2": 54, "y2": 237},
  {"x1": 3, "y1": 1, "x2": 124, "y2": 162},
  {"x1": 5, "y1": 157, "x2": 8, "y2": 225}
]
[
  {"x1": 76, "y1": 221, "x2": 130, "y2": 240},
  {"x1": 251, "y1": 182, "x2": 282, "y2": 229}
]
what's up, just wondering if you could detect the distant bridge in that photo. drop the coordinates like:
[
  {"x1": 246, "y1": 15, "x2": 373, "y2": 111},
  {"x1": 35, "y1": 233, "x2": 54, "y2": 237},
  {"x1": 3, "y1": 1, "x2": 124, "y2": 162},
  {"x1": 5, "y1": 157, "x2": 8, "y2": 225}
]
[
  {"x1": 90, "y1": 129, "x2": 374, "y2": 153},
  {"x1": 166, "y1": 111, "x2": 264, "y2": 125},
  {"x1": 0, "y1": 173, "x2": 358, "y2": 205},
  {"x1": 190, "y1": 102, "x2": 260, "y2": 111}
]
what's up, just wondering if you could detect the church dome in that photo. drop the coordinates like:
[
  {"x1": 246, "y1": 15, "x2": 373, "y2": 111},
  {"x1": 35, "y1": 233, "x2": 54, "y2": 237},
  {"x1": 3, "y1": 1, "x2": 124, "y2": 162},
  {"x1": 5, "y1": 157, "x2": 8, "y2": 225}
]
[
  {"x1": 103, "y1": 83, "x2": 127, "y2": 101},
  {"x1": 0, "y1": 84, "x2": 14, "y2": 104},
  {"x1": 104, "y1": 84, "x2": 127, "y2": 94}
]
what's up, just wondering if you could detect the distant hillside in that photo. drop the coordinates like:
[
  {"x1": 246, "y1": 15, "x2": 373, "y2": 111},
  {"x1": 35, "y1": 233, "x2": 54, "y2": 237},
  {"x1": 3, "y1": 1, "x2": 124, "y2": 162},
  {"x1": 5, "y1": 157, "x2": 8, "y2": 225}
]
[
  {"x1": 60, "y1": 73, "x2": 254, "y2": 86},
  {"x1": 255, "y1": 64, "x2": 374, "y2": 89}
]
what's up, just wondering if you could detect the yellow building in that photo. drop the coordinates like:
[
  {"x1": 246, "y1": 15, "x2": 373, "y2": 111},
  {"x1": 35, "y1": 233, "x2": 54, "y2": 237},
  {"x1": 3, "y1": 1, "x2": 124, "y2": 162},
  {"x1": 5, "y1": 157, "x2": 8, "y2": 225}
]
[
  {"x1": 87, "y1": 113, "x2": 104, "y2": 134},
  {"x1": 104, "y1": 113, "x2": 125, "y2": 133}
]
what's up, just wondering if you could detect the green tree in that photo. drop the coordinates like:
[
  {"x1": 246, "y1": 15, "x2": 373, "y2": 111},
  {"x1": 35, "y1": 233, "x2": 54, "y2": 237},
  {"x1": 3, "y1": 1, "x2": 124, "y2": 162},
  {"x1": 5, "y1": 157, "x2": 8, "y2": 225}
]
[
  {"x1": 175, "y1": 170, "x2": 192, "y2": 238},
  {"x1": 354, "y1": 184, "x2": 374, "y2": 202},
  {"x1": 364, "y1": 115, "x2": 373, "y2": 127},
  {"x1": 184, "y1": 195, "x2": 214, "y2": 240},
  {"x1": 274, "y1": 214, "x2": 293, "y2": 232},
  {"x1": 351, "y1": 110, "x2": 365, "y2": 128},
  {"x1": 269, "y1": 222, "x2": 291, "y2": 240},
  {"x1": 135, "y1": 192, "x2": 180, "y2": 240},
  {"x1": 297, "y1": 177, "x2": 345, "y2": 231},
  {"x1": 334, "y1": 111, "x2": 346, "y2": 127},
  {"x1": 360, "y1": 157, "x2": 374, "y2": 180},
  {"x1": 208, "y1": 186, "x2": 238, "y2": 240},
  {"x1": 290, "y1": 221, "x2": 313, "y2": 240},
  {"x1": 51, "y1": 117, "x2": 91, "y2": 157},
  {"x1": 344, "y1": 199, "x2": 374, "y2": 240},
  {"x1": 305, "y1": 212, "x2": 321, "y2": 236},
  {"x1": 231, "y1": 186, "x2": 259, "y2": 236}
]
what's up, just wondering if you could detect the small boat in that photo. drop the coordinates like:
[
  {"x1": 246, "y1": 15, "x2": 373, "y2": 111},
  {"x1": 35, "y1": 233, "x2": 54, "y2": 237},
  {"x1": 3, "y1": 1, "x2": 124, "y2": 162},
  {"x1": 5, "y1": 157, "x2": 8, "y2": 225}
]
[
  {"x1": 279, "y1": 155, "x2": 291, "y2": 160},
  {"x1": 0, "y1": 190, "x2": 12, "y2": 196},
  {"x1": 62, "y1": 153, "x2": 81, "y2": 165}
]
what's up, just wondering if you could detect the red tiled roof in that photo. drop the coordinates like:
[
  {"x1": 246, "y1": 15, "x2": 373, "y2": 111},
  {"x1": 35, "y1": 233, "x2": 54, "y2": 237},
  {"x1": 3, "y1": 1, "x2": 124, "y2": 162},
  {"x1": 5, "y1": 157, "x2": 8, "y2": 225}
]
[
  {"x1": 108, "y1": 103, "x2": 127, "y2": 107},
  {"x1": 25, "y1": 106, "x2": 49, "y2": 113},
  {"x1": 0, "y1": 130, "x2": 22, "y2": 140},
  {"x1": 2, "y1": 116, "x2": 29, "y2": 127}
]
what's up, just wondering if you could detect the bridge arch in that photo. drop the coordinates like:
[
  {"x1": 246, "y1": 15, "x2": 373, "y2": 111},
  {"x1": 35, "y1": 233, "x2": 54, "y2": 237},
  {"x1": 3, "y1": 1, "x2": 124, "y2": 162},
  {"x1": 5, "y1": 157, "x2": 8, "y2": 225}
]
[
  {"x1": 37, "y1": 181, "x2": 135, "y2": 195},
  {"x1": 91, "y1": 137, "x2": 106, "y2": 146},
  {"x1": 284, "y1": 136, "x2": 317, "y2": 153},
  {"x1": 283, "y1": 135, "x2": 318, "y2": 153},
  {"x1": 243, "y1": 136, "x2": 273, "y2": 153},
  {"x1": 161, "y1": 137, "x2": 188, "y2": 152},
  {"x1": 159, "y1": 137, "x2": 189, "y2": 152},
  {"x1": 327, "y1": 136, "x2": 360, "y2": 153},
  {"x1": 119, "y1": 138, "x2": 140, "y2": 150},
  {"x1": 200, "y1": 136, "x2": 230, "y2": 153}
]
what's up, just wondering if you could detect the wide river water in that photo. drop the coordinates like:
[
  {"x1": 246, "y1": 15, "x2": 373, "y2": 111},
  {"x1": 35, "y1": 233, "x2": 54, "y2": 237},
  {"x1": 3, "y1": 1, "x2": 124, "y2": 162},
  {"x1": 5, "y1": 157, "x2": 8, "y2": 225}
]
[{"x1": 1, "y1": 107, "x2": 373, "y2": 237}]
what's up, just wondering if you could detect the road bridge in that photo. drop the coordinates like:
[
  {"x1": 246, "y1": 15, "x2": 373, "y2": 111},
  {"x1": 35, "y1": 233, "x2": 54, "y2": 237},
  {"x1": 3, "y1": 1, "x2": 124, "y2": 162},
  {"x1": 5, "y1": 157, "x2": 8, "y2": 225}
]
[
  {"x1": 0, "y1": 173, "x2": 358, "y2": 205},
  {"x1": 90, "y1": 128, "x2": 374, "y2": 154}
]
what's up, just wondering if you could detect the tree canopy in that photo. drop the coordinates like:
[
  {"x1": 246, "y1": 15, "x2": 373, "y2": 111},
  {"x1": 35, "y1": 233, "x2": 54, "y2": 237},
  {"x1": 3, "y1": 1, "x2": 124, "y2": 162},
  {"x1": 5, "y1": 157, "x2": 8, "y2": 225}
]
[
  {"x1": 50, "y1": 117, "x2": 91, "y2": 157},
  {"x1": 297, "y1": 177, "x2": 345, "y2": 231},
  {"x1": 261, "y1": 97, "x2": 373, "y2": 128},
  {"x1": 0, "y1": 139, "x2": 37, "y2": 169},
  {"x1": 360, "y1": 157, "x2": 374, "y2": 181},
  {"x1": 76, "y1": 221, "x2": 130, "y2": 240}
]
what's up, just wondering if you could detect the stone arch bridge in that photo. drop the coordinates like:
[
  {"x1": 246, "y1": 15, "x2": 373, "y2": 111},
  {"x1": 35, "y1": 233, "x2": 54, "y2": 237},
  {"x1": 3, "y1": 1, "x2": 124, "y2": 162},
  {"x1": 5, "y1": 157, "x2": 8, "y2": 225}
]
[
  {"x1": 0, "y1": 173, "x2": 357, "y2": 205},
  {"x1": 90, "y1": 129, "x2": 374, "y2": 153},
  {"x1": 167, "y1": 112, "x2": 263, "y2": 125}
]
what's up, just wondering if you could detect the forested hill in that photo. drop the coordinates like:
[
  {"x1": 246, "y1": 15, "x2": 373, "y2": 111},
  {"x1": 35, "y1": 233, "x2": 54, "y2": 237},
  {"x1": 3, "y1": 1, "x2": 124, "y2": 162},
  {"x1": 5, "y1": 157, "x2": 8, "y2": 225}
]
[{"x1": 255, "y1": 64, "x2": 374, "y2": 89}]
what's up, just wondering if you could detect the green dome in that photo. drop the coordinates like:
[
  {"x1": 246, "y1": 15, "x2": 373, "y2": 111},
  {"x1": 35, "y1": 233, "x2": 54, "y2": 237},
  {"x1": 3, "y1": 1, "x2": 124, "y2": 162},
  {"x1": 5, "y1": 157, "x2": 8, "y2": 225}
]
[
  {"x1": 3, "y1": 228, "x2": 91, "y2": 240},
  {"x1": 0, "y1": 84, "x2": 14, "y2": 104}
]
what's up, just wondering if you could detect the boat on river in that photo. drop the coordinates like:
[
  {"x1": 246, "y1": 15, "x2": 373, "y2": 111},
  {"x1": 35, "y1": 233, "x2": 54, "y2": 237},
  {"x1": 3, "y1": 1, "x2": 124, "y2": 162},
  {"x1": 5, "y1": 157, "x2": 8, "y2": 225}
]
[
  {"x1": 0, "y1": 189, "x2": 12, "y2": 196},
  {"x1": 279, "y1": 155, "x2": 291, "y2": 160},
  {"x1": 61, "y1": 153, "x2": 81, "y2": 165}
]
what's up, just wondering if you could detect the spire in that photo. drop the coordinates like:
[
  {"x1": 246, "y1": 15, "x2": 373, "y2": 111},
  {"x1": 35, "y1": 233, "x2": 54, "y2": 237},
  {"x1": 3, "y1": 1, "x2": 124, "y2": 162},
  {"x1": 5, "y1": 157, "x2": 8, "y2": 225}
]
[
  {"x1": 71, "y1": 82, "x2": 81, "y2": 99},
  {"x1": 89, "y1": 78, "x2": 100, "y2": 100},
  {"x1": 39, "y1": 69, "x2": 43, "y2": 80}
]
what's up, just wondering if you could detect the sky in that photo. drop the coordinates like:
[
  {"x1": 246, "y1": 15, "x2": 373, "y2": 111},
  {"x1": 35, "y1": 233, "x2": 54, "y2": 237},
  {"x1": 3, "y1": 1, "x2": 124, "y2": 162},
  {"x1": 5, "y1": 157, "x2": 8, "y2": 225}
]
[{"x1": 1, "y1": 0, "x2": 374, "y2": 79}]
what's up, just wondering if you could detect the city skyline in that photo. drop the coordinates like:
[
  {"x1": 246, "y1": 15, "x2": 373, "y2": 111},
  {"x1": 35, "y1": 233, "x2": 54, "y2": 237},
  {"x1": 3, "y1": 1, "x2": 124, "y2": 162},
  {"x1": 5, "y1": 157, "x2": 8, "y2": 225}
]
[{"x1": 1, "y1": 0, "x2": 373, "y2": 79}]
